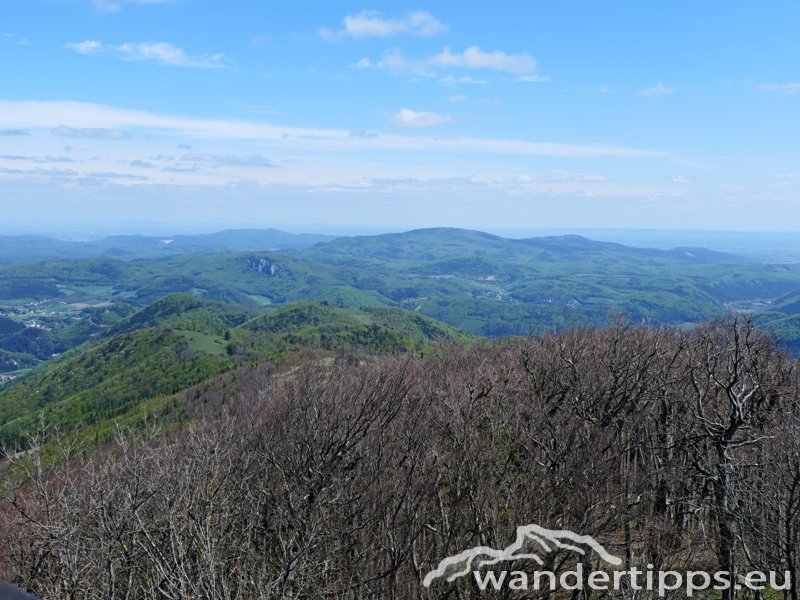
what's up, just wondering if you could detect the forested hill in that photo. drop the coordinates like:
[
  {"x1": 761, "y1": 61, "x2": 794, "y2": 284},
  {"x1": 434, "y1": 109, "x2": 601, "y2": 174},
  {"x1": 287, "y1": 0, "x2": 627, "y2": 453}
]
[
  {"x1": 1, "y1": 227, "x2": 800, "y2": 368},
  {"x1": 0, "y1": 295, "x2": 468, "y2": 448},
  {"x1": 300, "y1": 227, "x2": 742, "y2": 264}
]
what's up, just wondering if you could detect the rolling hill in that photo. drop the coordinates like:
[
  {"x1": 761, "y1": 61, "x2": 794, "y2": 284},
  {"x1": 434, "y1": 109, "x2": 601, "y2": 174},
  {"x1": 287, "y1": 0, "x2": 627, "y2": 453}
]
[
  {"x1": 238, "y1": 300, "x2": 469, "y2": 356},
  {"x1": 0, "y1": 295, "x2": 467, "y2": 448},
  {"x1": 1, "y1": 228, "x2": 800, "y2": 371}
]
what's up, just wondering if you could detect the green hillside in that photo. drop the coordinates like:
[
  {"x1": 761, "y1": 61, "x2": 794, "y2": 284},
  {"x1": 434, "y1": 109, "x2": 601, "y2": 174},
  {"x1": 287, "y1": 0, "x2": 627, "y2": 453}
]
[
  {"x1": 0, "y1": 294, "x2": 259, "y2": 448},
  {"x1": 0, "y1": 295, "x2": 467, "y2": 448},
  {"x1": 236, "y1": 300, "x2": 470, "y2": 357},
  {"x1": 0, "y1": 327, "x2": 238, "y2": 448},
  {"x1": 106, "y1": 293, "x2": 253, "y2": 336}
]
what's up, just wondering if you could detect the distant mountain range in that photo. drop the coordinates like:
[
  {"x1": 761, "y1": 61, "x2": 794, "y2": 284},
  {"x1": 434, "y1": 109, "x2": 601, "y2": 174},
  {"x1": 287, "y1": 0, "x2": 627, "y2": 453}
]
[
  {"x1": 0, "y1": 228, "x2": 335, "y2": 265},
  {"x1": 0, "y1": 226, "x2": 799, "y2": 371}
]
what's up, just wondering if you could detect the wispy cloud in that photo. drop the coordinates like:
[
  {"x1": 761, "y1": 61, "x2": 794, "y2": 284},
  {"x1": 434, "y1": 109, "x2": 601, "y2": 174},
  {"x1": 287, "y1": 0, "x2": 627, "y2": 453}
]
[
  {"x1": 66, "y1": 40, "x2": 103, "y2": 55},
  {"x1": 577, "y1": 85, "x2": 614, "y2": 95},
  {"x1": 670, "y1": 175, "x2": 693, "y2": 184},
  {"x1": 545, "y1": 170, "x2": 610, "y2": 183},
  {"x1": 130, "y1": 159, "x2": 156, "y2": 168},
  {"x1": 430, "y1": 46, "x2": 536, "y2": 74},
  {"x1": 37, "y1": 156, "x2": 75, "y2": 163},
  {"x1": 162, "y1": 165, "x2": 197, "y2": 173},
  {"x1": 179, "y1": 153, "x2": 276, "y2": 168},
  {"x1": 759, "y1": 82, "x2": 800, "y2": 94},
  {"x1": 91, "y1": 0, "x2": 121, "y2": 13},
  {"x1": 91, "y1": 0, "x2": 180, "y2": 14},
  {"x1": 390, "y1": 108, "x2": 453, "y2": 128},
  {"x1": 0, "y1": 128, "x2": 30, "y2": 136},
  {"x1": 349, "y1": 130, "x2": 380, "y2": 139},
  {"x1": 52, "y1": 125, "x2": 129, "y2": 140},
  {"x1": 637, "y1": 83, "x2": 677, "y2": 97},
  {"x1": 355, "y1": 49, "x2": 428, "y2": 75},
  {"x1": 320, "y1": 11, "x2": 448, "y2": 41},
  {"x1": 0, "y1": 166, "x2": 79, "y2": 179},
  {"x1": 357, "y1": 46, "x2": 540, "y2": 80},
  {"x1": 0, "y1": 99, "x2": 671, "y2": 159},
  {"x1": 2, "y1": 32, "x2": 30, "y2": 46},
  {"x1": 115, "y1": 42, "x2": 226, "y2": 68},
  {"x1": 88, "y1": 170, "x2": 150, "y2": 182},
  {"x1": 441, "y1": 75, "x2": 487, "y2": 85},
  {"x1": 517, "y1": 74, "x2": 550, "y2": 83},
  {"x1": 66, "y1": 40, "x2": 227, "y2": 69}
]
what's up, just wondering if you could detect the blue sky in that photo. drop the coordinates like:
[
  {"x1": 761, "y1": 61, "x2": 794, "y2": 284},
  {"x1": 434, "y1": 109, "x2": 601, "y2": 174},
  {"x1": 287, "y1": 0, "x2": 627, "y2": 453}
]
[{"x1": 1, "y1": 0, "x2": 799, "y2": 233}]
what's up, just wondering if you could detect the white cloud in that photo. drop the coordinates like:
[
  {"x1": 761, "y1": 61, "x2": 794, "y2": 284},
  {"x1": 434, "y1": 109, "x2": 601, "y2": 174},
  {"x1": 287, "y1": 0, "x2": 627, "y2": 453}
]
[
  {"x1": 637, "y1": 83, "x2": 677, "y2": 97},
  {"x1": 447, "y1": 95, "x2": 469, "y2": 103},
  {"x1": 65, "y1": 40, "x2": 226, "y2": 69},
  {"x1": 430, "y1": 46, "x2": 537, "y2": 74},
  {"x1": 65, "y1": 40, "x2": 103, "y2": 55},
  {"x1": 759, "y1": 83, "x2": 800, "y2": 94},
  {"x1": 320, "y1": 10, "x2": 448, "y2": 41},
  {"x1": 390, "y1": 108, "x2": 453, "y2": 128},
  {"x1": 359, "y1": 46, "x2": 541, "y2": 80},
  {"x1": 0, "y1": 99, "x2": 671, "y2": 159},
  {"x1": 441, "y1": 75, "x2": 487, "y2": 85},
  {"x1": 371, "y1": 48, "x2": 430, "y2": 75},
  {"x1": 116, "y1": 42, "x2": 225, "y2": 68}
]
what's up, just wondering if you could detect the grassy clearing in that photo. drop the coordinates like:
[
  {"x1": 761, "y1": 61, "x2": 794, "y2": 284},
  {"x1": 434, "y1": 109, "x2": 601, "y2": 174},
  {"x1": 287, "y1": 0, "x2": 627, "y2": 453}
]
[{"x1": 179, "y1": 330, "x2": 229, "y2": 356}]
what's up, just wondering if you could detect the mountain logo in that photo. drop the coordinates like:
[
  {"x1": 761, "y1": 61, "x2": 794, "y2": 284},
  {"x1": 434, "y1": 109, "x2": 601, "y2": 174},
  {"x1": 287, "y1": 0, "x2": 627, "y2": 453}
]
[{"x1": 422, "y1": 524, "x2": 623, "y2": 587}]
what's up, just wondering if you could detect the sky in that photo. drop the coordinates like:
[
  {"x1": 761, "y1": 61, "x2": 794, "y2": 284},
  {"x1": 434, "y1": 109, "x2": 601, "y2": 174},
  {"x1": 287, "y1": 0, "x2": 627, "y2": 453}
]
[{"x1": 0, "y1": 0, "x2": 799, "y2": 233}]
